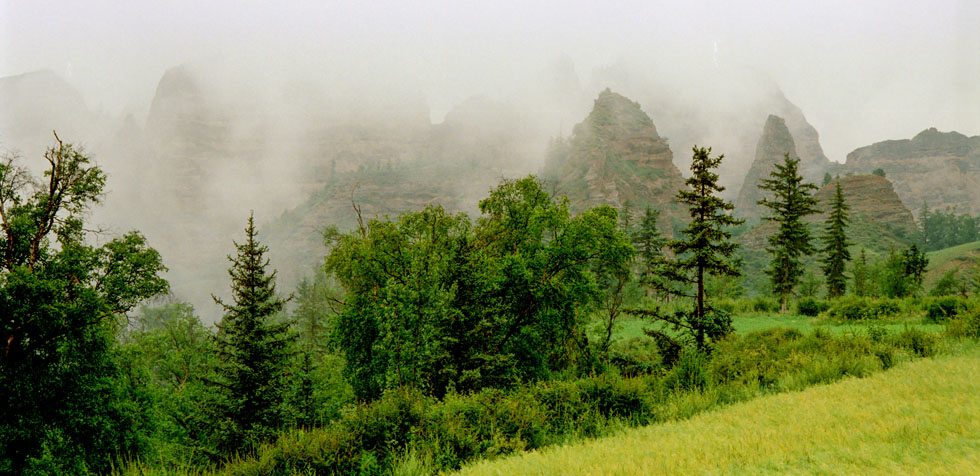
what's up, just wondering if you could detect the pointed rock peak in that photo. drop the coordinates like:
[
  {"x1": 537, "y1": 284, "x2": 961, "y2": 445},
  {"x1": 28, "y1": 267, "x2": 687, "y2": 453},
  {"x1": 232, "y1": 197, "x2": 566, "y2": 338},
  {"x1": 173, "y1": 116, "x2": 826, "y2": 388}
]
[
  {"x1": 735, "y1": 114, "x2": 801, "y2": 219},
  {"x1": 580, "y1": 88, "x2": 659, "y2": 140},
  {"x1": 543, "y1": 89, "x2": 684, "y2": 225},
  {"x1": 152, "y1": 65, "x2": 203, "y2": 102},
  {"x1": 762, "y1": 114, "x2": 791, "y2": 141},
  {"x1": 757, "y1": 114, "x2": 799, "y2": 161}
]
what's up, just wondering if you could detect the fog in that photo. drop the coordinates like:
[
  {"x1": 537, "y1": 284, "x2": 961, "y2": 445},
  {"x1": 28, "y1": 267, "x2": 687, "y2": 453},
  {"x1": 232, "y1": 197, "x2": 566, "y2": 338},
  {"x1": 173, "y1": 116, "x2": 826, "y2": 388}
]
[{"x1": 2, "y1": 0, "x2": 978, "y2": 320}]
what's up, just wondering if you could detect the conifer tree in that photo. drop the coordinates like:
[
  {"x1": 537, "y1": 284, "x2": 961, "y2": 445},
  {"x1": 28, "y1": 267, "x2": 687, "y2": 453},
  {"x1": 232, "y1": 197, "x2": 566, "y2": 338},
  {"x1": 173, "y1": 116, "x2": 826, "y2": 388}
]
[
  {"x1": 820, "y1": 180, "x2": 851, "y2": 298},
  {"x1": 634, "y1": 146, "x2": 743, "y2": 352},
  {"x1": 758, "y1": 154, "x2": 820, "y2": 312},
  {"x1": 211, "y1": 213, "x2": 292, "y2": 455}
]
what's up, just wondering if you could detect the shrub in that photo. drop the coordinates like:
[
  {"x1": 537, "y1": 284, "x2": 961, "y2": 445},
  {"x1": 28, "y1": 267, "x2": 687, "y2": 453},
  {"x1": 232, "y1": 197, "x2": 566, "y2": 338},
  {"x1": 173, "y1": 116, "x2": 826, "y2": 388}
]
[
  {"x1": 664, "y1": 348, "x2": 711, "y2": 391},
  {"x1": 608, "y1": 338, "x2": 663, "y2": 377},
  {"x1": 750, "y1": 297, "x2": 779, "y2": 313},
  {"x1": 946, "y1": 308, "x2": 980, "y2": 339},
  {"x1": 924, "y1": 296, "x2": 966, "y2": 323},
  {"x1": 892, "y1": 327, "x2": 937, "y2": 357},
  {"x1": 796, "y1": 297, "x2": 828, "y2": 317},
  {"x1": 827, "y1": 296, "x2": 900, "y2": 321}
]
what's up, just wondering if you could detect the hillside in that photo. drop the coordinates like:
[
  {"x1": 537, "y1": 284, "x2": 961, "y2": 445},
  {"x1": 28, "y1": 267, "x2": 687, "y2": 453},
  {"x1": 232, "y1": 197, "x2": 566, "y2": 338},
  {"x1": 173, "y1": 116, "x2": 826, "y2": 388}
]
[
  {"x1": 924, "y1": 240, "x2": 980, "y2": 290},
  {"x1": 453, "y1": 350, "x2": 980, "y2": 476},
  {"x1": 845, "y1": 128, "x2": 980, "y2": 217},
  {"x1": 736, "y1": 174, "x2": 916, "y2": 294},
  {"x1": 542, "y1": 88, "x2": 687, "y2": 225}
]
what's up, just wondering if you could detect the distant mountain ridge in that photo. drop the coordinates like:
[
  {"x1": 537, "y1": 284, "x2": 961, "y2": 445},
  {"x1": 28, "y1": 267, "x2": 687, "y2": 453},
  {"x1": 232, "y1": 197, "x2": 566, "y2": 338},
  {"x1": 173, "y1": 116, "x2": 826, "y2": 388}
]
[{"x1": 845, "y1": 128, "x2": 980, "y2": 217}]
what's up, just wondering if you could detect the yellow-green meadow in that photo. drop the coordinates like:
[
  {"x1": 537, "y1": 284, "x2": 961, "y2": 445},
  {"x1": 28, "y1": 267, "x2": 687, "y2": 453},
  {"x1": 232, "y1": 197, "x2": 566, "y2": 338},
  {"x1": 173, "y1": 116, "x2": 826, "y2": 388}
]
[{"x1": 452, "y1": 345, "x2": 980, "y2": 476}]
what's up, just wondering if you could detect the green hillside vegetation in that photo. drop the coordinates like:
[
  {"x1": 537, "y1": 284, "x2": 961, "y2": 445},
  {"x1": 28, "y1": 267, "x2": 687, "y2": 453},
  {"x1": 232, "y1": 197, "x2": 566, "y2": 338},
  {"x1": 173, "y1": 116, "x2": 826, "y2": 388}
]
[
  {"x1": 452, "y1": 344, "x2": 980, "y2": 476},
  {"x1": 9, "y1": 133, "x2": 980, "y2": 476}
]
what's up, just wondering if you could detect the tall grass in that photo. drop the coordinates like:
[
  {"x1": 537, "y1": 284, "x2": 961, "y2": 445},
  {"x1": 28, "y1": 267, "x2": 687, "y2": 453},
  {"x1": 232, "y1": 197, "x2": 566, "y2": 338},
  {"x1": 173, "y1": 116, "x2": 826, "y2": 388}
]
[{"x1": 452, "y1": 343, "x2": 980, "y2": 476}]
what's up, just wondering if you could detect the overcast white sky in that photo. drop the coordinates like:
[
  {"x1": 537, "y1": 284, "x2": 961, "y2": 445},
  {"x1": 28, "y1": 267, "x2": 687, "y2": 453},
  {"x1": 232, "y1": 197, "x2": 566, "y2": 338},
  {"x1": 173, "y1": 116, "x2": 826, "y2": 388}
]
[{"x1": 2, "y1": 0, "x2": 978, "y2": 160}]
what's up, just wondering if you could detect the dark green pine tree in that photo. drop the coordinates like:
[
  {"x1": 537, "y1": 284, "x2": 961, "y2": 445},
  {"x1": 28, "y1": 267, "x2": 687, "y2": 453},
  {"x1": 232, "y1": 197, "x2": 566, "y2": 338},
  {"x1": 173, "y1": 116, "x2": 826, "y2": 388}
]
[
  {"x1": 668, "y1": 146, "x2": 744, "y2": 349},
  {"x1": 211, "y1": 213, "x2": 293, "y2": 455},
  {"x1": 758, "y1": 154, "x2": 820, "y2": 312},
  {"x1": 820, "y1": 181, "x2": 851, "y2": 298}
]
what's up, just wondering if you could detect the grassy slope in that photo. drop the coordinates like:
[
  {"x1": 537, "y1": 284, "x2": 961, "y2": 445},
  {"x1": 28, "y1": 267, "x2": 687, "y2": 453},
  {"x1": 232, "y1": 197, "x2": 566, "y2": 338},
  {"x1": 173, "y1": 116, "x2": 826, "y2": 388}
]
[
  {"x1": 925, "y1": 240, "x2": 980, "y2": 288},
  {"x1": 452, "y1": 344, "x2": 980, "y2": 476}
]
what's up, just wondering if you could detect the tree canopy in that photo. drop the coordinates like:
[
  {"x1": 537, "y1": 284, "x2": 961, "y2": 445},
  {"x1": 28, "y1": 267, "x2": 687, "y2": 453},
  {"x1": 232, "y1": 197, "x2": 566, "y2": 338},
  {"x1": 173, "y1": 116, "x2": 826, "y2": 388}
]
[
  {"x1": 0, "y1": 136, "x2": 168, "y2": 475},
  {"x1": 325, "y1": 176, "x2": 633, "y2": 400}
]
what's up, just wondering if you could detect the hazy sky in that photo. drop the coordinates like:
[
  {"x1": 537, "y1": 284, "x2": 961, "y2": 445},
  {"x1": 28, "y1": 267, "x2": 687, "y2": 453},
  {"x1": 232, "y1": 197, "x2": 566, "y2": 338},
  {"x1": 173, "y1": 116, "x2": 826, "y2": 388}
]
[{"x1": 2, "y1": 0, "x2": 978, "y2": 160}]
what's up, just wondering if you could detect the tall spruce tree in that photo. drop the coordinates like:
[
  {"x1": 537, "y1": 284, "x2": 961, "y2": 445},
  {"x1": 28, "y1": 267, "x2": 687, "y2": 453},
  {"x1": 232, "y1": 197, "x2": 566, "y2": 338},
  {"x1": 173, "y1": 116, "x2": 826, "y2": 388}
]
[
  {"x1": 820, "y1": 181, "x2": 851, "y2": 298},
  {"x1": 758, "y1": 154, "x2": 820, "y2": 312},
  {"x1": 211, "y1": 213, "x2": 292, "y2": 455},
  {"x1": 633, "y1": 146, "x2": 743, "y2": 352}
]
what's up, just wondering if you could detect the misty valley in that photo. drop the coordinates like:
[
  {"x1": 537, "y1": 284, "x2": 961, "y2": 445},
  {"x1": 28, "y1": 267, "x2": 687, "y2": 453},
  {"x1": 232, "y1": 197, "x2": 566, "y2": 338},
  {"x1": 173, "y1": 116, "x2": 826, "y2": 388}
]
[{"x1": 3, "y1": 18, "x2": 980, "y2": 476}]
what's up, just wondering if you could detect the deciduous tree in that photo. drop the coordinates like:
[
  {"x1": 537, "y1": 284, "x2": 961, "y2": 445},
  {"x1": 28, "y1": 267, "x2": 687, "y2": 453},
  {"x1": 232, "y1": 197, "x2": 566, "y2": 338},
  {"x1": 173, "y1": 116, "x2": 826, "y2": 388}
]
[{"x1": 0, "y1": 135, "x2": 168, "y2": 475}]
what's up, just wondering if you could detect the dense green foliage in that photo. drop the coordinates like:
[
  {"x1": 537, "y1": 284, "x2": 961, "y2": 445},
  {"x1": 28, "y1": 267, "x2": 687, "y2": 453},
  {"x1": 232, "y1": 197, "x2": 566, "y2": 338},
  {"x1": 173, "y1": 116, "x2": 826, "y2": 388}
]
[
  {"x1": 820, "y1": 181, "x2": 851, "y2": 297},
  {"x1": 115, "y1": 301, "x2": 218, "y2": 467},
  {"x1": 9, "y1": 135, "x2": 980, "y2": 475},
  {"x1": 133, "y1": 325, "x2": 946, "y2": 476},
  {"x1": 325, "y1": 176, "x2": 633, "y2": 400},
  {"x1": 0, "y1": 139, "x2": 168, "y2": 475},
  {"x1": 758, "y1": 154, "x2": 820, "y2": 310},
  {"x1": 918, "y1": 205, "x2": 980, "y2": 251},
  {"x1": 210, "y1": 214, "x2": 294, "y2": 455}
]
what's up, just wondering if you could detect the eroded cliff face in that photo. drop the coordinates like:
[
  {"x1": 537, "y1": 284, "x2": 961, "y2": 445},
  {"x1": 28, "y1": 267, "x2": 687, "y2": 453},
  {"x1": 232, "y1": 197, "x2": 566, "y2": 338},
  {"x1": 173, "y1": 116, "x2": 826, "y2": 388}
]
[
  {"x1": 814, "y1": 175, "x2": 917, "y2": 234},
  {"x1": 543, "y1": 89, "x2": 687, "y2": 223},
  {"x1": 845, "y1": 128, "x2": 980, "y2": 217},
  {"x1": 735, "y1": 115, "x2": 800, "y2": 220},
  {"x1": 739, "y1": 174, "x2": 917, "y2": 254}
]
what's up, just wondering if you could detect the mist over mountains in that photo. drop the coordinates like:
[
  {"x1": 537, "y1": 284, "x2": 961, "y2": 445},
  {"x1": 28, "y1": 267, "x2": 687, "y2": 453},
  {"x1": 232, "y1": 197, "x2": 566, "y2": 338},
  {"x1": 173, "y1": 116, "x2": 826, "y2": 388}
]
[{"x1": 2, "y1": 55, "x2": 978, "y2": 320}]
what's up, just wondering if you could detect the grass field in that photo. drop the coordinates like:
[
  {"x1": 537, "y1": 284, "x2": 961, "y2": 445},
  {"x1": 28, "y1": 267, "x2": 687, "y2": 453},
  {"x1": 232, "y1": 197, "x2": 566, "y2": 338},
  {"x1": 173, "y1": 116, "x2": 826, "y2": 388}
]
[
  {"x1": 608, "y1": 312, "x2": 944, "y2": 341},
  {"x1": 451, "y1": 343, "x2": 980, "y2": 476}
]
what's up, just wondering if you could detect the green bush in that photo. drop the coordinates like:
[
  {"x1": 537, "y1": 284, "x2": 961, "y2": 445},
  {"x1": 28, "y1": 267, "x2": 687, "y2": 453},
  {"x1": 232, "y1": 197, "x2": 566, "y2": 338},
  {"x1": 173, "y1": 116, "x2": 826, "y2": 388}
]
[
  {"x1": 172, "y1": 326, "x2": 938, "y2": 476},
  {"x1": 892, "y1": 327, "x2": 938, "y2": 357},
  {"x1": 608, "y1": 338, "x2": 663, "y2": 377},
  {"x1": 750, "y1": 297, "x2": 779, "y2": 313},
  {"x1": 827, "y1": 296, "x2": 900, "y2": 320},
  {"x1": 924, "y1": 296, "x2": 966, "y2": 323},
  {"x1": 796, "y1": 297, "x2": 829, "y2": 317},
  {"x1": 946, "y1": 308, "x2": 980, "y2": 339}
]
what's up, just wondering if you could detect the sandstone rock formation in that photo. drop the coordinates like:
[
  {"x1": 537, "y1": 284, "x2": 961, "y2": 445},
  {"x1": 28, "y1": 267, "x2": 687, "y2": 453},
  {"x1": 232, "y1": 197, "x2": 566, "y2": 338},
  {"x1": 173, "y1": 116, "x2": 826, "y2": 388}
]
[
  {"x1": 813, "y1": 174, "x2": 917, "y2": 239},
  {"x1": 735, "y1": 115, "x2": 801, "y2": 220},
  {"x1": 845, "y1": 128, "x2": 980, "y2": 217},
  {"x1": 543, "y1": 89, "x2": 687, "y2": 223}
]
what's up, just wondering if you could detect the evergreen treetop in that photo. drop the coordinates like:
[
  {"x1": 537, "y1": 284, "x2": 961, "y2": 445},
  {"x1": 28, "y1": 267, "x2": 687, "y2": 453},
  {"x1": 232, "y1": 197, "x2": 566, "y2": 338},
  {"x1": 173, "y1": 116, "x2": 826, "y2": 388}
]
[
  {"x1": 820, "y1": 180, "x2": 851, "y2": 298},
  {"x1": 758, "y1": 154, "x2": 820, "y2": 311},
  {"x1": 633, "y1": 146, "x2": 742, "y2": 352},
  {"x1": 211, "y1": 213, "x2": 293, "y2": 455}
]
